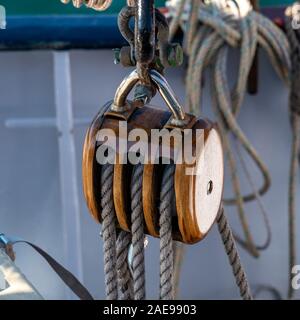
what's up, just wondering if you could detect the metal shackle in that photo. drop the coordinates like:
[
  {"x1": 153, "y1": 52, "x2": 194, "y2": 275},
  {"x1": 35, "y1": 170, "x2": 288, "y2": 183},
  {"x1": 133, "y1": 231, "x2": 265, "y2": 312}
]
[{"x1": 111, "y1": 69, "x2": 186, "y2": 126}]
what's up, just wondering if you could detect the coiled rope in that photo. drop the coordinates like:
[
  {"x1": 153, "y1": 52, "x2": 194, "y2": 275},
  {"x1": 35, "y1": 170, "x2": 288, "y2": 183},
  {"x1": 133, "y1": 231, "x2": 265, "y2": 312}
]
[
  {"x1": 285, "y1": 2, "x2": 300, "y2": 300},
  {"x1": 167, "y1": 0, "x2": 291, "y2": 258},
  {"x1": 60, "y1": 0, "x2": 112, "y2": 11}
]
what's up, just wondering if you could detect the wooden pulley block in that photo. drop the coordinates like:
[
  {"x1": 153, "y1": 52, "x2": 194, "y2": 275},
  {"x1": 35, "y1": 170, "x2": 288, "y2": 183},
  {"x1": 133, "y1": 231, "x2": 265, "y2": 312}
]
[{"x1": 82, "y1": 69, "x2": 224, "y2": 244}]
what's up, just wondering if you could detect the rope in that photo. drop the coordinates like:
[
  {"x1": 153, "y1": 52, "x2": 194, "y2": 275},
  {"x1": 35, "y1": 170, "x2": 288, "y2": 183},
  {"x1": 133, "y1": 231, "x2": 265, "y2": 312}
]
[
  {"x1": 167, "y1": 0, "x2": 291, "y2": 257},
  {"x1": 285, "y1": 4, "x2": 300, "y2": 299},
  {"x1": 116, "y1": 231, "x2": 133, "y2": 300},
  {"x1": 253, "y1": 285, "x2": 282, "y2": 300},
  {"x1": 98, "y1": 0, "x2": 286, "y2": 300},
  {"x1": 60, "y1": 0, "x2": 112, "y2": 11},
  {"x1": 184, "y1": 0, "x2": 200, "y2": 52},
  {"x1": 210, "y1": 76, "x2": 259, "y2": 257},
  {"x1": 130, "y1": 163, "x2": 146, "y2": 300},
  {"x1": 233, "y1": 138, "x2": 272, "y2": 252},
  {"x1": 217, "y1": 206, "x2": 253, "y2": 300},
  {"x1": 159, "y1": 164, "x2": 175, "y2": 300},
  {"x1": 100, "y1": 163, "x2": 118, "y2": 300},
  {"x1": 169, "y1": 0, "x2": 187, "y2": 41}
]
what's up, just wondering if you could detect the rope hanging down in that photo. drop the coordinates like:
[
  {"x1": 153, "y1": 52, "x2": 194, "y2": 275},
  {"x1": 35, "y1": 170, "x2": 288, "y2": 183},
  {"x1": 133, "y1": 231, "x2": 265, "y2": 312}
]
[
  {"x1": 99, "y1": 162, "x2": 177, "y2": 300},
  {"x1": 116, "y1": 230, "x2": 133, "y2": 300},
  {"x1": 100, "y1": 163, "x2": 118, "y2": 300},
  {"x1": 167, "y1": 0, "x2": 291, "y2": 257},
  {"x1": 285, "y1": 2, "x2": 300, "y2": 300},
  {"x1": 130, "y1": 163, "x2": 146, "y2": 300},
  {"x1": 97, "y1": 0, "x2": 176, "y2": 300},
  {"x1": 159, "y1": 164, "x2": 176, "y2": 300},
  {"x1": 217, "y1": 207, "x2": 252, "y2": 300}
]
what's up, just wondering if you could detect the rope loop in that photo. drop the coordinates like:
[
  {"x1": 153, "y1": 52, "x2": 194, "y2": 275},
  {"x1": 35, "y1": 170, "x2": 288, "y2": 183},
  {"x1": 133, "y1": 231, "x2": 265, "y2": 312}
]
[{"x1": 167, "y1": 0, "x2": 291, "y2": 258}]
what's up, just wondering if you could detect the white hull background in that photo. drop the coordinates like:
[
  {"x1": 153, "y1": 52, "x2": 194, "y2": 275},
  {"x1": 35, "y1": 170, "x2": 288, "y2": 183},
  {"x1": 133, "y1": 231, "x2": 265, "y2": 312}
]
[{"x1": 0, "y1": 49, "x2": 296, "y2": 299}]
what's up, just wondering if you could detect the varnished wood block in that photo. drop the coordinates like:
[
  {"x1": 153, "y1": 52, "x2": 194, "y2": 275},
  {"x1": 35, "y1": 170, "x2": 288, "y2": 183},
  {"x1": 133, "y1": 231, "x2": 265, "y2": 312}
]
[
  {"x1": 175, "y1": 121, "x2": 224, "y2": 244},
  {"x1": 82, "y1": 101, "x2": 111, "y2": 223},
  {"x1": 82, "y1": 102, "x2": 224, "y2": 244}
]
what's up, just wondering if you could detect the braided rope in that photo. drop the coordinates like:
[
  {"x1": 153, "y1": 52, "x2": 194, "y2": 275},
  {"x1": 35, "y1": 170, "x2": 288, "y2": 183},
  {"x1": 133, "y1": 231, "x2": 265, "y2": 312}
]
[
  {"x1": 285, "y1": 3, "x2": 300, "y2": 299},
  {"x1": 159, "y1": 164, "x2": 175, "y2": 300},
  {"x1": 131, "y1": 164, "x2": 146, "y2": 300},
  {"x1": 217, "y1": 207, "x2": 253, "y2": 300},
  {"x1": 116, "y1": 231, "x2": 133, "y2": 300},
  {"x1": 100, "y1": 163, "x2": 118, "y2": 300}
]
